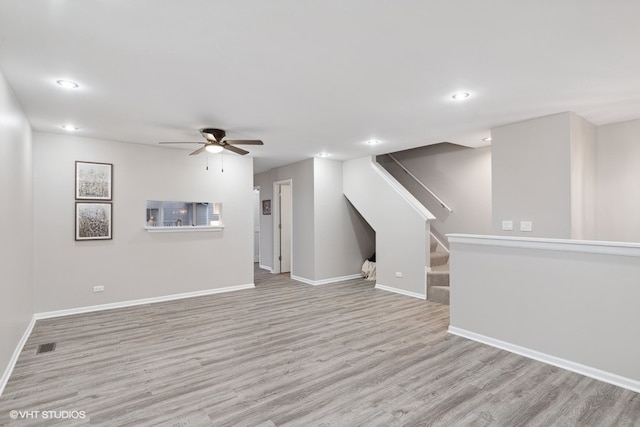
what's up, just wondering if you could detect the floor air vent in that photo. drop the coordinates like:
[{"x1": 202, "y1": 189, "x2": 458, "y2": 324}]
[{"x1": 36, "y1": 342, "x2": 56, "y2": 354}]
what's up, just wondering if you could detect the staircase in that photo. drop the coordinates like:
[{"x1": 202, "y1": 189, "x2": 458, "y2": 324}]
[{"x1": 427, "y1": 240, "x2": 450, "y2": 305}]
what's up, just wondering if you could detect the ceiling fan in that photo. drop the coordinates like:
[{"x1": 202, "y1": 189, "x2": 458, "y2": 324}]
[{"x1": 159, "y1": 128, "x2": 263, "y2": 156}]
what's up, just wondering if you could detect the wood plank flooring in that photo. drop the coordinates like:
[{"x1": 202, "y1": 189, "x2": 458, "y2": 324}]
[{"x1": 1, "y1": 265, "x2": 639, "y2": 426}]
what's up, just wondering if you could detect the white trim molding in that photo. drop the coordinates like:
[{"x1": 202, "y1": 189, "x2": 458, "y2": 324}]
[
  {"x1": 1, "y1": 283, "x2": 255, "y2": 397},
  {"x1": 449, "y1": 326, "x2": 640, "y2": 394},
  {"x1": 259, "y1": 264, "x2": 273, "y2": 272},
  {"x1": 291, "y1": 273, "x2": 363, "y2": 286},
  {"x1": 35, "y1": 284, "x2": 255, "y2": 320},
  {"x1": 0, "y1": 316, "x2": 37, "y2": 397},
  {"x1": 144, "y1": 225, "x2": 224, "y2": 233},
  {"x1": 375, "y1": 283, "x2": 426, "y2": 300},
  {"x1": 447, "y1": 233, "x2": 640, "y2": 257}
]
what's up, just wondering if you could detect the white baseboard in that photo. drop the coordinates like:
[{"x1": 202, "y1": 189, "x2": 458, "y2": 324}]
[
  {"x1": 259, "y1": 264, "x2": 273, "y2": 272},
  {"x1": 0, "y1": 316, "x2": 37, "y2": 397},
  {"x1": 34, "y1": 283, "x2": 255, "y2": 320},
  {"x1": 291, "y1": 273, "x2": 362, "y2": 286},
  {"x1": 375, "y1": 284, "x2": 426, "y2": 300},
  {"x1": 448, "y1": 326, "x2": 640, "y2": 394}
]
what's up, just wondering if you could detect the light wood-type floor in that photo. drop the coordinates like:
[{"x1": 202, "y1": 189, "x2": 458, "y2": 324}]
[{"x1": 1, "y1": 265, "x2": 639, "y2": 426}]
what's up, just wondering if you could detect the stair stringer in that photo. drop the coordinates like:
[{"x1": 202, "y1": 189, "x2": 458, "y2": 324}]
[{"x1": 343, "y1": 156, "x2": 435, "y2": 299}]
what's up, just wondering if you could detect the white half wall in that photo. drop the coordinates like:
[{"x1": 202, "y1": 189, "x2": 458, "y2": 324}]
[
  {"x1": 0, "y1": 69, "x2": 34, "y2": 394},
  {"x1": 343, "y1": 156, "x2": 432, "y2": 298},
  {"x1": 33, "y1": 133, "x2": 254, "y2": 312},
  {"x1": 448, "y1": 234, "x2": 640, "y2": 392}
]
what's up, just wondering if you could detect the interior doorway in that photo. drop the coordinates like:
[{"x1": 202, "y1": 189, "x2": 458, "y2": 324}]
[
  {"x1": 253, "y1": 186, "x2": 260, "y2": 264},
  {"x1": 273, "y1": 180, "x2": 292, "y2": 275}
]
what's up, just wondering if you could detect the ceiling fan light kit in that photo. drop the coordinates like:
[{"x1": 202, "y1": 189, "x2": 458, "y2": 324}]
[{"x1": 205, "y1": 145, "x2": 224, "y2": 154}]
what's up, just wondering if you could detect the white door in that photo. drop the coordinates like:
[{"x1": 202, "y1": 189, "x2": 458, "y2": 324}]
[{"x1": 279, "y1": 184, "x2": 292, "y2": 273}]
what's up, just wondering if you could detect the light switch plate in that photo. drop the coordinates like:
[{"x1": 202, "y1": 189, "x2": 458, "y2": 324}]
[
  {"x1": 502, "y1": 220, "x2": 513, "y2": 231},
  {"x1": 520, "y1": 221, "x2": 533, "y2": 232}
]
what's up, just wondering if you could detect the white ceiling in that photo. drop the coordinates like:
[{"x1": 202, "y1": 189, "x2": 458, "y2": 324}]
[{"x1": 1, "y1": 1, "x2": 639, "y2": 173}]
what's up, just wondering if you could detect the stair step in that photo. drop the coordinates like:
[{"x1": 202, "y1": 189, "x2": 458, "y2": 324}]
[
  {"x1": 430, "y1": 252, "x2": 449, "y2": 267},
  {"x1": 429, "y1": 240, "x2": 437, "y2": 252},
  {"x1": 427, "y1": 269, "x2": 450, "y2": 287},
  {"x1": 428, "y1": 286, "x2": 450, "y2": 305}
]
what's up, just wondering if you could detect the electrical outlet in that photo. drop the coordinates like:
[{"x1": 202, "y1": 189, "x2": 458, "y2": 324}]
[
  {"x1": 502, "y1": 220, "x2": 513, "y2": 231},
  {"x1": 520, "y1": 221, "x2": 533, "y2": 232},
  {"x1": 93, "y1": 285, "x2": 104, "y2": 293},
  {"x1": 395, "y1": 272, "x2": 403, "y2": 278}
]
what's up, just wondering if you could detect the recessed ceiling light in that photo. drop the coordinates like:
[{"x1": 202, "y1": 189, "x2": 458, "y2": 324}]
[
  {"x1": 61, "y1": 124, "x2": 78, "y2": 131},
  {"x1": 317, "y1": 152, "x2": 330, "y2": 157},
  {"x1": 451, "y1": 92, "x2": 470, "y2": 100},
  {"x1": 482, "y1": 137, "x2": 492, "y2": 142},
  {"x1": 56, "y1": 80, "x2": 79, "y2": 89},
  {"x1": 366, "y1": 139, "x2": 382, "y2": 145},
  {"x1": 205, "y1": 144, "x2": 224, "y2": 154}
]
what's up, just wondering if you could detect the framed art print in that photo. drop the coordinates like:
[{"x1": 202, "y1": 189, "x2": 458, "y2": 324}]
[
  {"x1": 262, "y1": 199, "x2": 271, "y2": 215},
  {"x1": 75, "y1": 202, "x2": 112, "y2": 240},
  {"x1": 75, "y1": 161, "x2": 113, "y2": 200}
]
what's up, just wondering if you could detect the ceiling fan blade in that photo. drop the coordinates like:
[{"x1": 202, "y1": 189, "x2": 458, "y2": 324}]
[
  {"x1": 189, "y1": 146, "x2": 207, "y2": 156},
  {"x1": 159, "y1": 141, "x2": 204, "y2": 145},
  {"x1": 224, "y1": 139, "x2": 263, "y2": 145},
  {"x1": 223, "y1": 144, "x2": 250, "y2": 155}
]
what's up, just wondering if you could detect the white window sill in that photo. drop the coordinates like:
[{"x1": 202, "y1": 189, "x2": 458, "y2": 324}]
[{"x1": 144, "y1": 225, "x2": 224, "y2": 233}]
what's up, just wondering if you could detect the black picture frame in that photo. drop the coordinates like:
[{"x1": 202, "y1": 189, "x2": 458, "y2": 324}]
[
  {"x1": 75, "y1": 202, "x2": 113, "y2": 241},
  {"x1": 262, "y1": 199, "x2": 271, "y2": 215}
]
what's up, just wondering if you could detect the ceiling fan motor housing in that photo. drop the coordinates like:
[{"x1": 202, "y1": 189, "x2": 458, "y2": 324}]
[{"x1": 201, "y1": 128, "x2": 226, "y2": 142}]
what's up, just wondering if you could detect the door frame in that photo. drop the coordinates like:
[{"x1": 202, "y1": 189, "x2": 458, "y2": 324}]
[{"x1": 272, "y1": 179, "x2": 293, "y2": 274}]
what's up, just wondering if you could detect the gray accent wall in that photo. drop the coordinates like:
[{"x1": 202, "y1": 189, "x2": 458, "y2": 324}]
[
  {"x1": 492, "y1": 112, "x2": 573, "y2": 238},
  {"x1": 254, "y1": 158, "x2": 315, "y2": 279},
  {"x1": 314, "y1": 158, "x2": 374, "y2": 280},
  {"x1": 596, "y1": 118, "x2": 640, "y2": 243},
  {"x1": 378, "y1": 144, "x2": 492, "y2": 245},
  {"x1": 254, "y1": 158, "x2": 374, "y2": 282},
  {"x1": 33, "y1": 132, "x2": 254, "y2": 313},
  {"x1": 0, "y1": 70, "x2": 34, "y2": 385}
]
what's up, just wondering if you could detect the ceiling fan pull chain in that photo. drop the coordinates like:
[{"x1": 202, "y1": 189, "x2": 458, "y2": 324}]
[
  {"x1": 221, "y1": 151, "x2": 224, "y2": 173},
  {"x1": 206, "y1": 155, "x2": 209, "y2": 171}
]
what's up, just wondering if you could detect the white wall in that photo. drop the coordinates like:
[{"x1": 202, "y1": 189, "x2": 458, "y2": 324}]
[
  {"x1": 570, "y1": 113, "x2": 597, "y2": 240},
  {"x1": 344, "y1": 156, "x2": 432, "y2": 298},
  {"x1": 378, "y1": 144, "x2": 492, "y2": 245},
  {"x1": 0, "y1": 70, "x2": 34, "y2": 390},
  {"x1": 314, "y1": 158, "x2": 374, "y2": 281},
  {"x1": 33, "y1": 133, "x2": 254, "y2": 312},
  {"x1": 492, "y1": 112, "x2": 573, "y2": 238},
  {"x1": 596, "y1": 118, "x2": 640, "y2": 243},
  {"x1": 449, "y1": 234, "x2": 640, "y2": 391}
]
